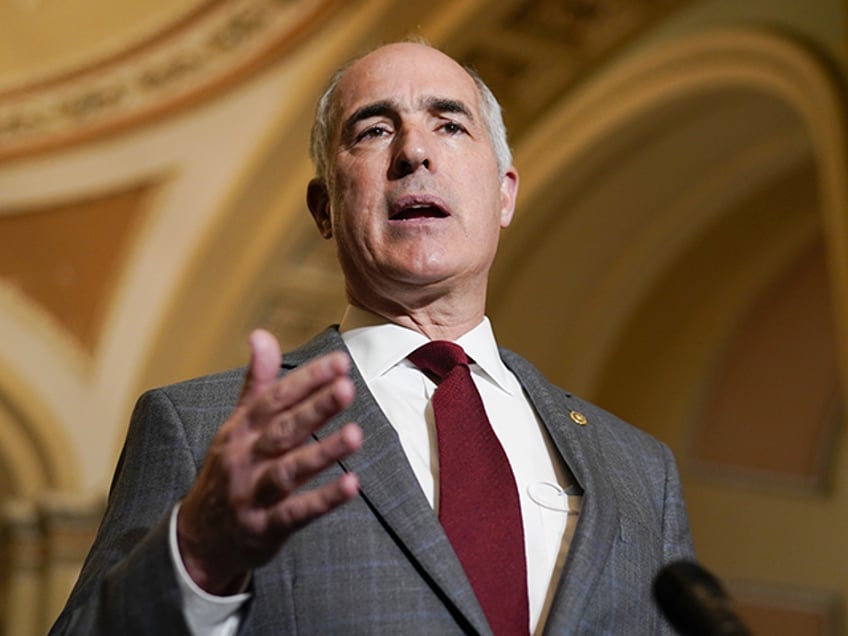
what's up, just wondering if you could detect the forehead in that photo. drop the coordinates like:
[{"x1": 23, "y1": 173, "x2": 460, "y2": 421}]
[{"x1": 333, "y1": 43, "x2": 481, "y2": 119}]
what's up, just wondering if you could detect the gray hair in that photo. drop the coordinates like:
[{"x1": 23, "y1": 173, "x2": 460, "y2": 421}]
[{"x1": 308, "y1": 46, "x2": 513, "y2": 184}]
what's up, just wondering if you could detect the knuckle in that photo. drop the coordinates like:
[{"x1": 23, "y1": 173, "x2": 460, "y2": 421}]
[
  {"x1": 266, "y1": 424, "x2": 289, "y2": 450},
  {"x1": 268, "y1": 379, "x2": 293, "y2": 408},
  {"x1": 256, "y1": 417, "x2": 295, "y2": 455},
  {"x1": 271, "y1": 462, "x2": 297, "y2": 495},
  {"x1": 315, "y1": 390, "x2": 339, "y2": 418},
  {"x1": 275, "y1": 503, "x2": 298, "y2": 530}
]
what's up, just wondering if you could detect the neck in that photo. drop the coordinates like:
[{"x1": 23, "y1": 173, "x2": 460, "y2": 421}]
[{"x1": 348, "y1": 287, "x2": 487, "y2": 341}]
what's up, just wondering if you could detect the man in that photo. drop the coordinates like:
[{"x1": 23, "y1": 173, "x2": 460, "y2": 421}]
[{"x1": 51, "y1": 42, "x2": 694, "y2": 635}]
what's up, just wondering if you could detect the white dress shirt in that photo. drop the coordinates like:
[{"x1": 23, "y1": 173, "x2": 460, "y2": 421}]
[{"x1": 173, "y1": 309, "x2": 581, "y2": 634}]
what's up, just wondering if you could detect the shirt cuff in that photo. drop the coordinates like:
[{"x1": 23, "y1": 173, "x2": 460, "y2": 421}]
[{"x1": 169, "y1": 503, "x2": 251, "y2": 635}]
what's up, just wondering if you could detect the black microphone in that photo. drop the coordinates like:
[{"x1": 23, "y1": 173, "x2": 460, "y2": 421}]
[{"x1": 653, "y1": 560, "x2": 753, "y2": 636}]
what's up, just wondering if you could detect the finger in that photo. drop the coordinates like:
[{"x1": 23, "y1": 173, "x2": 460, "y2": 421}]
[
  {"x1": 268, "y1": 471, "x2": 361, "y2": 535},
  {"x1": 238, "y1": 330, "x2": 282, "y2": 406},
  {"x1": 253, "y1": 375, "x2": 355, "y2": 457},
  {"x1": 254, "y1": 422, "x2": 362, "y2": 506},
  {"x1": 249, "y1": 351, "x2": 352, "y2": 425}
]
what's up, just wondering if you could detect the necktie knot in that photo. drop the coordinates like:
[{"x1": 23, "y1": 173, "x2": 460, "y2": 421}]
[{"x1": 407, "y1": 340, "x2": 470, "y2": 383}]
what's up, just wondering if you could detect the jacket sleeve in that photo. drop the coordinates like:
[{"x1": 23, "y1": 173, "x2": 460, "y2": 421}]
[
  {"x1": 49, "y1": 389, "x2": 201, "y2": 635},
  {"x1": 660, "y1": 442, "x2": 696, "y2": 564}
]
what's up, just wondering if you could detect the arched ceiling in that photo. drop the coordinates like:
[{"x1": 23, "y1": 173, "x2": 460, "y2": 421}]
[
  {"x1": 0, "y1": 0, "x2": 206, "y2": 86},
  {"x1": 0, "y1": 0, "x2": 345, "y2": 159},
  {"x1": 0, "y1": 0, "x2": 691, "y2": 161}
]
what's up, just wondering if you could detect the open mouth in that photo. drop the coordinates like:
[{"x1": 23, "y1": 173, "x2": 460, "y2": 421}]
[
  {"x1": 389, "y1": 197, "x2": 450, "y2": 221},
  {"x1": 390, "y1": 204, "x2": 448, "y2": 220}
]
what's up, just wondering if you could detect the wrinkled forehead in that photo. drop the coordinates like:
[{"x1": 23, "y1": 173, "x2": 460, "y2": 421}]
[{"x1": 330, "y1": 43, "x2": 482, "y2": 131}]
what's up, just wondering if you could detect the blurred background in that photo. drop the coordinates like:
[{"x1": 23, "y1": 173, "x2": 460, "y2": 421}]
[{"x1": 0, "y1": 0, "x2": 846, "y2": 633}]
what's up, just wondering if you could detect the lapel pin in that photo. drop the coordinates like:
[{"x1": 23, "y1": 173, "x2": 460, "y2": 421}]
[{"x1": 569, "y1": 410, "x2": 588, "y2": 426}]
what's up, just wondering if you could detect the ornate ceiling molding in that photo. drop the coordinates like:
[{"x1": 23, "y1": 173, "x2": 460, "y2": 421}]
[
  {"x1": 440, "y1": 0, "x2": 688, "y2": 138},
  {"x1": 0, "y1": 0, "x2": 345, "y2": 161}
]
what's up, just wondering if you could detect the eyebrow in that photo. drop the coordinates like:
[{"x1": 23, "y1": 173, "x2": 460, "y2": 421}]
[
  {"x1": 426, "y1": 97, "x2": 474, "y2": 121},
  {"x1": 341, "y1": 100, "x2": 395, "y2": 142},
  {"x1": 340, "y1": 96, "x2": 476, "y2": 142}
]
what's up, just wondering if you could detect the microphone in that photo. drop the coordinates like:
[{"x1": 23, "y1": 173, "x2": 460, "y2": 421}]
[{"x1": 653, "y1": 560, "x2": 753, "y2": 636}]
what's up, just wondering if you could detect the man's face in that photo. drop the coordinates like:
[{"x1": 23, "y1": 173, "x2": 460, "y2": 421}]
[{"x1": 308, "y1": 42, "x2": 518, "y2": 313}]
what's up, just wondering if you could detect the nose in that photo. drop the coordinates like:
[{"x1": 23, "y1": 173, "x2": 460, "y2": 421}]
[{"x1": 389, "y1": 125, "x2": 433, "y2": 178}]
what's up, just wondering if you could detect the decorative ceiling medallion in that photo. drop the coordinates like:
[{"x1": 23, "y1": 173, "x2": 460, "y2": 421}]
[{"x1": 0, "y1": 0, "x2": 343, "y2": 161}]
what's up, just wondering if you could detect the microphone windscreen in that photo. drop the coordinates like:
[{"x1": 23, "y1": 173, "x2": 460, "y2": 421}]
[{"x1": 653, "y1": 560, "x2": 752, "y2": 636}]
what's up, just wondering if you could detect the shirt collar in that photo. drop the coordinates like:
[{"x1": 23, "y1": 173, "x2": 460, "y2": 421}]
[{"x1": 339, "y1": 305, "x2": 520, "y2": 395}]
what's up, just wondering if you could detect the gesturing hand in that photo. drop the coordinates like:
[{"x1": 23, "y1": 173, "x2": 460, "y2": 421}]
[{"x1": 177, "y1": 329, "x2": 363, "y2": 595}]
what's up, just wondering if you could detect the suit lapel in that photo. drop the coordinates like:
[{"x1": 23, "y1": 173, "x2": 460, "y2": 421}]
[
  {"x1": 283, "y1": 328, "x2": 492, "y2": 636},
  {"x1": 500, "y1": 350, "x2": 621, "y2": 633}
]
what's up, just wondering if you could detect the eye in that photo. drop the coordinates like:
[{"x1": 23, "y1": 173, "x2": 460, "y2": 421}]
[
  {"x1": 440, "y1": 121, "x2": 467, "y2": 135},
  {"x1": 355, "y1": 125, "x2": 392, "y2": 143}
]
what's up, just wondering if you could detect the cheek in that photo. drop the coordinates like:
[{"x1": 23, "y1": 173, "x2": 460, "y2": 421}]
[
  {"x1": 332, "y1": 173, "x2": 381, "y2": 221},
  {"x1": 330, "y1": 197, "x2": 380, "y2": 266},
  {"x1": 468, "y1": 192, "x2": 507, "y2": 236}
]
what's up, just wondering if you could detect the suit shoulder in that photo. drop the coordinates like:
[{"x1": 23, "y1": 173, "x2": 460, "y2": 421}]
[
  {"x1": 140, "y1": 366, "x2": 247, "y2": 410},
  {"x1": 499, "y1": 347, "x2": 666, "y2": 450},
  {"x1": 123, "y1": 367, "x2": 249, "y2": 471}
]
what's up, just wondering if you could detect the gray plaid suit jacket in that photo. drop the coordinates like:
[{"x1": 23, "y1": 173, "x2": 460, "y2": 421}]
[{"x1": 51, "y1": 327, "x2": 694, "y2": 635}]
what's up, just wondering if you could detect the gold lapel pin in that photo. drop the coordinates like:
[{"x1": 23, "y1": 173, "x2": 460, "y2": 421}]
[{"x1": 569, "y1": 410, "x2": 588, "y2": 426}]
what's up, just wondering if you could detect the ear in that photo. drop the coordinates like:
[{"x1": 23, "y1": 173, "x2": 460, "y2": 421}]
[
  {"x1": 307, "y1": 179, "x2": 333, "y2": 239},
  {"x1": 498, "y1": 166, "x2": 519, "y2": 229}
]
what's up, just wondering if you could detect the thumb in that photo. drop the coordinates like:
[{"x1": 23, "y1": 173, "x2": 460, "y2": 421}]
[{"x1": 238, "y1": 329, "x2": 282, "y2": 406}]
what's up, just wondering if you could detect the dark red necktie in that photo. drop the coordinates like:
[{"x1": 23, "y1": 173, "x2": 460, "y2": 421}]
[{"x1": 408, "y1": 341, "x2": 529, "y2": 636}]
